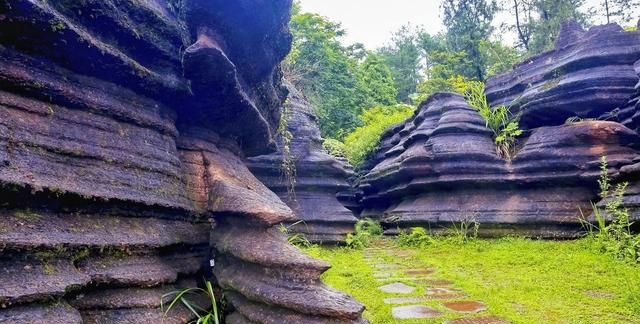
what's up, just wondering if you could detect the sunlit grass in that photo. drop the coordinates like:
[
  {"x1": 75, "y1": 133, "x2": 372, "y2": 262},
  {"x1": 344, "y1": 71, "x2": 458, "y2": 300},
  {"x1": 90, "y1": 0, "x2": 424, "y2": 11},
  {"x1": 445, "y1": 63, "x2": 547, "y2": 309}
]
[{"x1": 303, "y1": 238, "x2": 640, "y2": 323}]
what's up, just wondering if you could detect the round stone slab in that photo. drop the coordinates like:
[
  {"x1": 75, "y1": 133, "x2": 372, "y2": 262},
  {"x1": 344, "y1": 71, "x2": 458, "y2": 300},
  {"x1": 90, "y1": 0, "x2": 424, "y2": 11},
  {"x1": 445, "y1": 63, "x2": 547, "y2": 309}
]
[
  {"x1": 444, "y1": 316, "x2": 510, "y2": 324},
  {"x1": 443, "y1": 301, "x2": 488, "y2": 313},
  {"x1": 392, "y1": 305, "x2": 442, "y2": 319},
  {"x1": 378, "y1": 282, "x2": 415, "y2": 294}
]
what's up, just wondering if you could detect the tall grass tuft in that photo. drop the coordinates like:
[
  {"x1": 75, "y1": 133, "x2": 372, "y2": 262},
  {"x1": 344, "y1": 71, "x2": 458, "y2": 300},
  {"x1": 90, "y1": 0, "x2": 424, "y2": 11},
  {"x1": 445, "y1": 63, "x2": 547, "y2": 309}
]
[
  {"x1": 464, "y1": 82, "x2": 522, "y2": 160},
  {"x1": 581, "y1": 156, "x2": 640, "y2": 264},
  {"x1": 162, "y1": 280, "x2": 220, "y2": 324}
]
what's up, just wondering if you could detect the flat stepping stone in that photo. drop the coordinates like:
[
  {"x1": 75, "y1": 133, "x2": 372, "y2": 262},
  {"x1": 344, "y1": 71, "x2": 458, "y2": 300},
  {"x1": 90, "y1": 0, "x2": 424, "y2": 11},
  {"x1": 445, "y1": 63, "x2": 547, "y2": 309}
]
[
  {"x1": 373, "y1": 272, "x2": 394, "y2": 278},
  {"x1": 374, "y1": 264, "x2": 401, "y2": 269},
  {"x1": 405, "y1": 268, "x2": 434, "y2": 275},
  {"x1": 391, "y1": 305, "x2": 442, "y2": 319},
  {"x1": 375, "y1": 277, "x2": 432, "y2": 283},
  {"x1": 426, "y1": 287, "x2": 462, "y2": 295},
  {"x1": 444, "y1": 316, "x2": 510, "y2": 324},
  {"x1": 421, "y1": 279, "x2": 454, "y2": 286},
  {"x1": 384, "y1": 293, "x2": 466, "y2": 304},
  {"x1": 384, "y1": 296, "x2": 429, "y2": 304},
  {"x1": 378, "y1": 282, "x2": 415, "y2": 294},
  {"x1": 443, "y1": 301, "x2": 488, "y2": 313}
]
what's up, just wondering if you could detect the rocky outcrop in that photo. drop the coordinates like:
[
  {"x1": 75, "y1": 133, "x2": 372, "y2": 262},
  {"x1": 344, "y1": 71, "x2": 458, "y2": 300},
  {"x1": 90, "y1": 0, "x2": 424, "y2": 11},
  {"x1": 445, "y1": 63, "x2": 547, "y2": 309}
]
[
  {"x1": 0, "y1": 1, "x2": 366, "y2": 323},
  {"x1": 247, "y1": 84, "x2": 358, "y2": 243},
  {"x1": 358, "y1": 93, "x2": 639, "y2": 237},
  {"x1": 485, "y1": 22, "x2": 640, "y2": 129},
  {"x1": 608, "y1": 59, "x2": 640, "y2": 221}
]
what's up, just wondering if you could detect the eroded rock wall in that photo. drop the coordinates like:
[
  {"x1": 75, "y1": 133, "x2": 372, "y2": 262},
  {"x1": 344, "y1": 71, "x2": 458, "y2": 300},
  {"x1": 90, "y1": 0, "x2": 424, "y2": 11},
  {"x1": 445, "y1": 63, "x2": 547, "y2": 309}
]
[
  {"x1": 248, "y1": 84, "x2": 358, "y2": 243},
  {"x1": 357, "y1": 22, "x2": 640, "y2": 237},
  {"x1": 0, "y1": 1, "x2": 366, "y2": 323},
  {"x1": 358, "y1": 93, "x2": 639, "y2": 237},
  {"x1": 485, "y1": 22, "x2": 640, "y2": 129}
]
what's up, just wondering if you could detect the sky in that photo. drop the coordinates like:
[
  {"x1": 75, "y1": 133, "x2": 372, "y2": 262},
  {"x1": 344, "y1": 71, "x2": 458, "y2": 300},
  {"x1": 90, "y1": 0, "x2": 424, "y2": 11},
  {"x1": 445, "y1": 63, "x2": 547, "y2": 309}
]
[{"x1": 297, "y1": 0, "x2": 638, "y2": 50}]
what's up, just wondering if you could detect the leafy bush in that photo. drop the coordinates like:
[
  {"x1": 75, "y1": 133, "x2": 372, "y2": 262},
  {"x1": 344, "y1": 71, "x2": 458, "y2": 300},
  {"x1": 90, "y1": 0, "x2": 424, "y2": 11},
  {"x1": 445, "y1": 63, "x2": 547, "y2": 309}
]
[
  {"x1": 464, "y1": 82, "x2": 522, "y2": 160},
  {"x1": 582, "y1": 156, "x2": 640, "y2": 264},
  {"x1": 397, "y1": 227, "x2": 434, "y2": 247},
  {"x1": 322, "y1": 138, "x2": 346, "y2": 158},
  {"x1": 346, "y1": 218, "x2": 383, "y2": 249},
  {"x1": 412, "y1": 75, "x2": 478, "y2": 105},
  {"x1": 343, "y1": 104, "x2": 415, "y2": 167},
  {"x1": 355, "y1": 218, "x2": 384, "y2": 236},
  {"x1": 162, "y1": 280, "x2": 220, "y2": 324}
]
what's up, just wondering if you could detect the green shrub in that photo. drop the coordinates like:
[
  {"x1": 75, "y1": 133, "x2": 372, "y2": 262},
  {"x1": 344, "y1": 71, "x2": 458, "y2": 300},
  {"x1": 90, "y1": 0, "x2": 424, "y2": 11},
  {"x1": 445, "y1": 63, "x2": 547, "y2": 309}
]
[
  {"x1": 346, "y1": 218, "x2": 384, "y2": 249},
  {"x1": 397, "y1": 227, "x2": 434, "y2": 247},
  {"x1": 464, "y1": 82, "x2": 522, "y2": 160},
  {"x1": 582, "y1": 156, "x2": 640, "y2": 264},
  {"x1": 322, "y1": 138, "x2": 346, "y2": 158},
  {"x1": 412, "y1": 75, "x2": 478, "y2": 105},
  {"x1": 343, "y1": 104, "x2": 415, "y2": 167}
]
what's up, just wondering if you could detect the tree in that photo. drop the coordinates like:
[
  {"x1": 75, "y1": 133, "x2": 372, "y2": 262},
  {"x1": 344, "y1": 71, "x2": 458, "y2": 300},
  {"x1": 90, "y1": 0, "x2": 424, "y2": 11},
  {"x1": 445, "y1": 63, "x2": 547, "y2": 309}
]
[
  {"x1": 509, "y1": 0, "x2": 536, "y2": 51},
  {"x1": 357, "y1": 54, "x2": 398, "y2": 108},
  {"x1": 600, "y1": 0, "x2": 640, "y2": 25},
  {"x1": 287, "y1": 11, "x2": 362, "y2": 139},
  {"x1": 528, "y1": 0, "x2": 591, "y2": 53},
  {"x1": 441, "y1": 0, "x2": 499, "y2": 80},
  {"x1": 378, "y1": 25, "x2": 423, "y2": 103}
]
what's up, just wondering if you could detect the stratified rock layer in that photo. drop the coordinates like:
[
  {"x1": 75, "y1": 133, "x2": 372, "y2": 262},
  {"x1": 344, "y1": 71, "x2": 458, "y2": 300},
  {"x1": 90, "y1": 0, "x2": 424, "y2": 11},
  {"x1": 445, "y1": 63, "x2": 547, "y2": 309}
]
[
  {"x1": 248, "y1": 84, "x2": 358, "y2": 243},
  {"x1": 485, "y1": 22, "x2": 640, "y2": 129},
  {"x1": 358, "y1": 93, "x2": 639, "y2": 237},
  {"x1": 0, "y1": 0, "x2": 366, "y2": 323}
]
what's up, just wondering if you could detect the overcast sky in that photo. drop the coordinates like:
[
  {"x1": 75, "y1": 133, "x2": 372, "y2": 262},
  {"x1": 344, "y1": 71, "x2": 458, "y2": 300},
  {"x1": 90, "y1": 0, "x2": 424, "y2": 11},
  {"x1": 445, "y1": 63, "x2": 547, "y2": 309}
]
[{"x1": 297, "y1": 0, "x2": 639, "y2": 50}]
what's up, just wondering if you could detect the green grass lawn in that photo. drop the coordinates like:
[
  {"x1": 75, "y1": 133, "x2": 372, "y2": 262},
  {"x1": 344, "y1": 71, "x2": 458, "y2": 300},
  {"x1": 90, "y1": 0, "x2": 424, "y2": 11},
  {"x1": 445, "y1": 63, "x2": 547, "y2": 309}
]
[{"x1": 303, "y1": 238, "x2": 640, "y2": 324}]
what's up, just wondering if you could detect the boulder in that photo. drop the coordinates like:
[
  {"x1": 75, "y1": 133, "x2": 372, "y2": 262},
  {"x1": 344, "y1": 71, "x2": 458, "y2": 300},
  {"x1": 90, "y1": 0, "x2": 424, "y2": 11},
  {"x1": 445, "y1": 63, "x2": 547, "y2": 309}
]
[
  {"x1": 248, "y1": 84, "x2": 359, "y2": 243},
  {"x1": 485, "y1": 21, "x2": 640, "y2": 129},
  {"x1": 358, "y1": 93, "x2": 639, "y2": 237}
]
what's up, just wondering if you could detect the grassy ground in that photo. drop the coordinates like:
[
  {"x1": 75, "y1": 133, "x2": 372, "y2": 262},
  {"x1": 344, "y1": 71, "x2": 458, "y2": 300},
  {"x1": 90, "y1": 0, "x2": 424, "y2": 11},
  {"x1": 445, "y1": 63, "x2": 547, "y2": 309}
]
[{"x1": 303, "y1": 238, "x2": 640, "y2": 324}]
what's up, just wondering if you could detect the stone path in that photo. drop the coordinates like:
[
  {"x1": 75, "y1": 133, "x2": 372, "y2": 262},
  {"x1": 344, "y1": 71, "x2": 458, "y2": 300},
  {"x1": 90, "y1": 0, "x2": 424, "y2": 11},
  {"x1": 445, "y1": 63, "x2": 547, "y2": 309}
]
[{"x1": 364, "y1": 242, "x2": 510, "y2": 323}]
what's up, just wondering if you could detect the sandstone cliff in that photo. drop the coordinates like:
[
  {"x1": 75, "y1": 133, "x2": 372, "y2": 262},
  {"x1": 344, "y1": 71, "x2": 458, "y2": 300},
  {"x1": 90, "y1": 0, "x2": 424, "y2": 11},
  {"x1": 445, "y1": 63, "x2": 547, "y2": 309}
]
[
  {"x1": 0, "y1": 1, "x2": 365, "y2": 323},
  {"x1": 356, "y1": 23, "x2": 640, "y2": 237},
  {"x1": 247, "y1": 84, "x2": 358, "y2": 243}
]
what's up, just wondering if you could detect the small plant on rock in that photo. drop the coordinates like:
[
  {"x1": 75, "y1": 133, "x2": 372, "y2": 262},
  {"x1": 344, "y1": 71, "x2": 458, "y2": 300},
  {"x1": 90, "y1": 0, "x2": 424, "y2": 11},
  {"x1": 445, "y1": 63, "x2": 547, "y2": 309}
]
[
  {"x1": 465, "y1": 82, "x2": 522, "y2": 161},
  {"x1": 162, "y1": 280, "x2": 220, "y2": 324},
  {"x1": 279, "y1": 220, "x2": 312, "y2": 248},
  {"x1": 279, "y1": 99, "x2": 296, "y2": 197}
]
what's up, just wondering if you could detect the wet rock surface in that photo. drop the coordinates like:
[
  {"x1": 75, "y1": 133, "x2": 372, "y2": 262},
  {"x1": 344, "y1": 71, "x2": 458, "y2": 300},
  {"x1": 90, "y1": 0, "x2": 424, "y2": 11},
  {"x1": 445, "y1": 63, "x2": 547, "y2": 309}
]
[
  {"x1": 0, "y1": 0, "x2": 366, "y2": 323},
  {"x1": 358, "y1": 93, "x2": 639, "y2": 236},
  {"x1": 248, "y1": 83, "x2": 358, "y2": 243}
]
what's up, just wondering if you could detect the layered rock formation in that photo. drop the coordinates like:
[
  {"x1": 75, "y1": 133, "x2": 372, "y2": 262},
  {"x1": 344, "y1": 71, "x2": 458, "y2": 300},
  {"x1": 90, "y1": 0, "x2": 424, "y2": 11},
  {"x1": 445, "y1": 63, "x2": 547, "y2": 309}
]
[
  {"x1": 247, "y1": 85, "x2": 358, "y2": 243},
  {"x1": 358, "y1": 93, "x2": 639, "y2": 237},
  {"x1": 485, "y1": 22, "x2": 640, "y2": 129},
  {"x1": 354, "y1": 22, "x2": 640, "y2": 237},
  {"x1": 0, "y1": 1, "x2": 365, "y2": 323}
]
